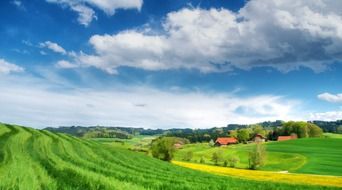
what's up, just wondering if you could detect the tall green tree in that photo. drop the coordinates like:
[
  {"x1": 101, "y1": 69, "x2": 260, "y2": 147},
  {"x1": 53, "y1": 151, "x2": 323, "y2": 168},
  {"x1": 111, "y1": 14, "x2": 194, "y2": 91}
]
[
  {"x1": 228, "y1": 130, "x2": 238, "y2": 138},
  {"x1": 251, "y1": 125, "x2": 266, "y2": 137},
  {"x1": 237, "y1": 129, "x2": 250, "y2": 143},
  {"x1": 280, "y1": 121, "x2": 323, "y2": 138},
  {"x1": 307, "y1": 123, "x2": 323, "y2": 137},
  {"x1": 248, "y1": 143, "x2": 266, "y2": 170}
]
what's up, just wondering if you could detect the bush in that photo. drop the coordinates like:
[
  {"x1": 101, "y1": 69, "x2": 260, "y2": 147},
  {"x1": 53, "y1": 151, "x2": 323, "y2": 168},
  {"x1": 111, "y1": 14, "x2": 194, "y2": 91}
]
[
  {"x1": 227, "y1": 155, "x2": 240, "y2": 168},
  {"x1": 208, "y1": 139, "x2": 215, "y2": 147},
  {"x1": 151, "y1": 137, "x2": 177, "y2": 161},
  {"x1": 200, "y1": 156, "x2": 205, "y2": 164},
  {"x1": 211, "y1": 150, "x2": 223, "y2": 165},
  {"x1": 182, "y1": 151, "x2": 193, "y2": 161},
  {"x1": 223, "y1": 160, "x2": 228, "y2": 167}
]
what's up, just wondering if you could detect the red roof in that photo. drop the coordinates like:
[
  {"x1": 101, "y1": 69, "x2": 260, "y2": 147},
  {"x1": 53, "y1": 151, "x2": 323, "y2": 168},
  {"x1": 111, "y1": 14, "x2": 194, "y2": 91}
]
[
  {"x1": 215, "y1": 137, "x2": 238, "y2": 145},
  {"x1": 277, "y1": 136, "x2": 293, "y2": 141},
  {"x1": 255, "y1": 134, "x2": 265, "y2": 139}
]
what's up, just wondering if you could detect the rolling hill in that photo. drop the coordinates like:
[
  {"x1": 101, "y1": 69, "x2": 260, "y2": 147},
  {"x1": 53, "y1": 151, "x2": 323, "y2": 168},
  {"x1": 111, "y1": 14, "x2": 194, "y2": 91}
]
[
  {"x1": 174, "y1": 137, "x2": 342, "y2": 176},
  {"x1": 0, "y1": 123, "x2": 340, "y2": 189}
]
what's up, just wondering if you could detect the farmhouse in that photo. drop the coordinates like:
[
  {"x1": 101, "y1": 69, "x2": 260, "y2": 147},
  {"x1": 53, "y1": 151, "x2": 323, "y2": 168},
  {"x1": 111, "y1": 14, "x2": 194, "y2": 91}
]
[
  {"x1": 174, "y1": 143, "x2": 183, "y2": 149},
  {"x1": 277, "y1": 134, "x2": 297, "y2": 141},
  {"x1": 253, "y1": 134, "x2": 266, "y2": 143},
  {"x1": 215, "y1": 137, "x2": 238, "y2": 146}
]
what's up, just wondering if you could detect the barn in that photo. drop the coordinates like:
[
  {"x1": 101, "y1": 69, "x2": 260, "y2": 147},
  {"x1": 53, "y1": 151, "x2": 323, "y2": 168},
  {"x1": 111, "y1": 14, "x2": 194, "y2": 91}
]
[
  {"x1": 215, "y1": 137, "x2": 238, "y2": 146},
  {"x1": 277, "y1": 134, "x2": 297, "y2": 141}
]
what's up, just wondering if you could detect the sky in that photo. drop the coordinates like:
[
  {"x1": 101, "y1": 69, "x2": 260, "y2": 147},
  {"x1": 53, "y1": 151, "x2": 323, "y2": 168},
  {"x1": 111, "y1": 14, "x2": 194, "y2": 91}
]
[{"x1": 0, "y1": 0, "x2": 341, "y2": 129}]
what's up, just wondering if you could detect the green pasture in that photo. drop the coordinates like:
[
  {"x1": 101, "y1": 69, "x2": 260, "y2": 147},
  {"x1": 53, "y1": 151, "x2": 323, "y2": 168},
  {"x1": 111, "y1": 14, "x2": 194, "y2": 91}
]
[
  {"x1": 174, "y1": 137, "x2": 342, "y2": 176},
  {"x1": 1, "y1": 123, "x2": 340, "y2": 189}
]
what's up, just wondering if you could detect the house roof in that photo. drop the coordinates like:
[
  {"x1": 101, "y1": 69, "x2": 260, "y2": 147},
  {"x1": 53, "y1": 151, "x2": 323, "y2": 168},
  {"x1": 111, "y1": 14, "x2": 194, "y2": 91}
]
[
  {"x1": 277, "y1": 136, "x2": 293, "y2": 141},
  {"x1": 255, "y1": 134, "x2": 265, "y2": 139},
  {"x1": 215, "y1": 137, "x2": 238, "y2": 145}
]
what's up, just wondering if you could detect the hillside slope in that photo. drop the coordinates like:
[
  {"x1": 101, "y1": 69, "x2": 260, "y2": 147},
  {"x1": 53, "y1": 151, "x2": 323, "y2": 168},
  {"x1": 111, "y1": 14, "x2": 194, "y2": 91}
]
[
  {"x1": 0, "y1": 124, "x2": 340, "y2": 190},
  {"x1": 266, "y1": 138, "x2": 342, "y2": 176}
]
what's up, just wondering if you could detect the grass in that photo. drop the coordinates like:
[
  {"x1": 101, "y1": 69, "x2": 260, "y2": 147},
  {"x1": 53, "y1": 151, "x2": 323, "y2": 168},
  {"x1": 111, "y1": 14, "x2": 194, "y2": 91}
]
[
  {"x1": 174, "y1": 137, "x2": 342, "y2": 176},
  {"x1": 323, "y1": 133, "x2": 342, "y2": 139},
  {"x1": 91, "y1": 135, "x2": 158, "y2": 150},
  {"x1": 0, "y1": 123, "x2": 340, "y2": 189},
  {"x1": 266, "y1": 138, "x2": 342, "y2": 176},
  {"x1": 174, "y1": 143, "x2": 306, "y2": 171}
]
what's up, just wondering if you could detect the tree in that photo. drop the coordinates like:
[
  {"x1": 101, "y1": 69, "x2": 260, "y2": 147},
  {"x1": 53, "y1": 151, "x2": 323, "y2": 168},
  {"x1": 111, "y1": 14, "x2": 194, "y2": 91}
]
[
  {"x1": 248, "y1": 143, "x2": 266, "y2": 170},
  {"x1": 338, "y1": 126, "x2": 342, "y2": 134},
  {"x1": 228, "y1": 130, "x2": 238, "y2": 138},
  {"x1": 200, "y1": 156, "x2": 205, "y2": 164},
  {"x1": 223, "y1": 160, "x2": 228, "y2": 167},
  {"x1": 208, "y1": 139, "x2": 215, "y2": 147},
  {"x1": 251, "y1": 125, "x2": 266, "y2": 137},
  {"x1": 227, "y1": 155, "x2": 240, "y2": 168},
  {"x1": 280, "y1": 121, "x2": 323, "y2": 138},
  {"x1": 211, "y1": 150, "x2": 223, "y2": 165},
  {"x1": 151, "y1": 137, "x2": 177, "y2": 161},
  {"x1": 237, "y1": 129, "x2": 250, "y2": 143},
  {"x1": 182, "y1": 151, "x2": 193, "y2": 161},
  {"x1": 307, "y1": 123, "x2": 323, "y2": 137}
]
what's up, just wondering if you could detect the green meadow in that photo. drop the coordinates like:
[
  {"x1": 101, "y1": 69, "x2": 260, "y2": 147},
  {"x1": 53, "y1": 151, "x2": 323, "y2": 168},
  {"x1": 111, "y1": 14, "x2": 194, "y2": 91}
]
[
  {"x1": 0, "y1": 123, "x2": 340, "y2": 190},
  {"x1": 174, "y1": 137, "x2": 342, "y2": 176}
]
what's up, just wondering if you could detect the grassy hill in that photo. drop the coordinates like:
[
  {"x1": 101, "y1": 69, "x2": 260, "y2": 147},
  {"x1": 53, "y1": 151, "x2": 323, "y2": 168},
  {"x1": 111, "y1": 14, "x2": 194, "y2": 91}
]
[
  {"x1": 174, "y1": 137, "x2": 342, "y2": 176},
  {"x1": 266, "y1": 138, "x2": 342, "y2": 176},
  {"x1": 0, "y1": 124, "x2": 340, "y2": 190}
]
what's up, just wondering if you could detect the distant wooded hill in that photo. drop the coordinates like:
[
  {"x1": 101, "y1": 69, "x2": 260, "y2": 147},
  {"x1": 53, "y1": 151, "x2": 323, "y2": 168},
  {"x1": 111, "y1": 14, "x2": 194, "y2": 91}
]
[{"x1": 44, "y1": 120, "x2": 341, "y2": 140}]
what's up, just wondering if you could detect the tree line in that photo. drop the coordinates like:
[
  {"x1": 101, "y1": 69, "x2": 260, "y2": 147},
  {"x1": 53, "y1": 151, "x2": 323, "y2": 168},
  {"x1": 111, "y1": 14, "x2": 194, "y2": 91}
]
[{"x1": 166, "y1": 121, "x2": 324, "y2": 143}]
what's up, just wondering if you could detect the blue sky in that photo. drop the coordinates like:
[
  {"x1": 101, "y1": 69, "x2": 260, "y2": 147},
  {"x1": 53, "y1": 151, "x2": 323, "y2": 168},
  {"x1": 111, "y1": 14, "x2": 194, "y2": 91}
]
[{"x1": 0, "y1": 0, "x2": 341, "y2": 129}]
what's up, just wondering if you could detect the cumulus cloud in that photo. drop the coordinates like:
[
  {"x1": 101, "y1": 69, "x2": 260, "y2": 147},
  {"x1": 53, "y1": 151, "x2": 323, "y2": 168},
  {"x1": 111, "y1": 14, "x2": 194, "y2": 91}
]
[
  {"x1": 46, "y1": 0, "x2": 143, "y2": 26},
  {"x1": 309, "y1": 111, "x2": 342, "y2": 121},
  {"x1": 56, "y1": 60, "x2": 78, "y2": 68},
  {"x1": 0, "y1": 75, "x2": 301, "y2": 128},
  {"x1": 0, "y1": 59, "x2": 24, "y2": 74},
  {"x1": 67, "y1": 0, "x2": 342, "y2": 74},
  {"x1": 318, "y1": 92, "x2": 342, "y2": 103},
  {"x1": 39, "y1": 41, "x2": 67, "y2": 55}
]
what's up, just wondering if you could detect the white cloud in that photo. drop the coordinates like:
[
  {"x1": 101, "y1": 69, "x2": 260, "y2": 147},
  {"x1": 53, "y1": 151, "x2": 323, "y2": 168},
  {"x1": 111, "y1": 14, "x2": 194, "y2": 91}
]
[
  {"x1": 56, "y1": 60, "x2": 78, "y2": 68},
  {"x1": 70, "y1": 4, "x2": 96, "y2": 26},
  {"x1": 0, "y1": 59, "x2": 24, "y2": 74},
  {"x1": 39, "y1": 41, "x2": 67, "y2": 55},
  {"x1": 0, "y1": 74, "x2": 301, "y2": 128},
  {"x1": 309, "y1": 111, "x2": 342, "y2": 121},
  {"x1": 12, "y1": 0, "x2": 22, "y2": 7},
  {"x1": 85, "y1": 0, "x2": 143, "y2": 15},
  {"x1": 318, "y1": 92, "x2": 342, "y2": 103},
  {"x1": 46, "y1": 0, "x2": 142, "y2": 26},
  {"x1": 69, "y1": 0, "x2": 342, "y2": 74}
]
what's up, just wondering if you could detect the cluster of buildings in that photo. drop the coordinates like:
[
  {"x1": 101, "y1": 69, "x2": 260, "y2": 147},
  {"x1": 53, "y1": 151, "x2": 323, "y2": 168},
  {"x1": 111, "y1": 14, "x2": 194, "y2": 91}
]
[{"x1": 214, "y1": 134, "x2": 297, "y2": 146}]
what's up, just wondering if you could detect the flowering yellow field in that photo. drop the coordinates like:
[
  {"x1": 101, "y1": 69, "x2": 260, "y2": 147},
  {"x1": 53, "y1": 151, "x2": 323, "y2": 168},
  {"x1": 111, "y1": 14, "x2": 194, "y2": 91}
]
[{"x1": 173, "y1": 161, "x2": 342, "y2": 187}]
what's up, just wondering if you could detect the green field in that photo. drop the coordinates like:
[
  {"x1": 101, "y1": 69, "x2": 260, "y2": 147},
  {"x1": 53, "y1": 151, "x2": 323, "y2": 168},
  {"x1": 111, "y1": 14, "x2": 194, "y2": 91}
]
[
  {"x1": 1, "y1": 123, "x2": 340, "y2": 189},
  {"x1": 324, "y1": 133, "x2": 342, "y2": 139},
  {"x1": 174, "y1": 138, "x2": 342, "y2": 176},
  {"x1": 91, "y1": 135, "x2": 157, "y2": 150}
]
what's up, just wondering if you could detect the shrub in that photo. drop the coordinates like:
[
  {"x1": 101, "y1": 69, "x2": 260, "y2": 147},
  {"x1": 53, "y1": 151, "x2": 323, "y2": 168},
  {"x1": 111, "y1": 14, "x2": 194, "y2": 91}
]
[
  {"x1": 211, "y1": 150, "x2": 223, "y2": 165},
  {"x1": 227, "y1": 155, "x2": 240, "y2": 168},
  {"x1": 182, "y1": 151, "x2": 193, "y2": 161}
]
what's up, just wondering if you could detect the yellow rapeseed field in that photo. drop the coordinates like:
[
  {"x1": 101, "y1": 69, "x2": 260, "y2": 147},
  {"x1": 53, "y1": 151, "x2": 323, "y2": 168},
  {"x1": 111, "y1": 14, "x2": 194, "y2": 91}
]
[{"x1": 172, "y1": 161, "x2": 342, "y2": 187}]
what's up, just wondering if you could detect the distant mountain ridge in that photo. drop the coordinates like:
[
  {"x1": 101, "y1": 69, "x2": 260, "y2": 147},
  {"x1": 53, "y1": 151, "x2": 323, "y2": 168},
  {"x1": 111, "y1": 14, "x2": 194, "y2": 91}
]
[{"x1": 44, "y1": 120, "x2": 342, "y2": 137}]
